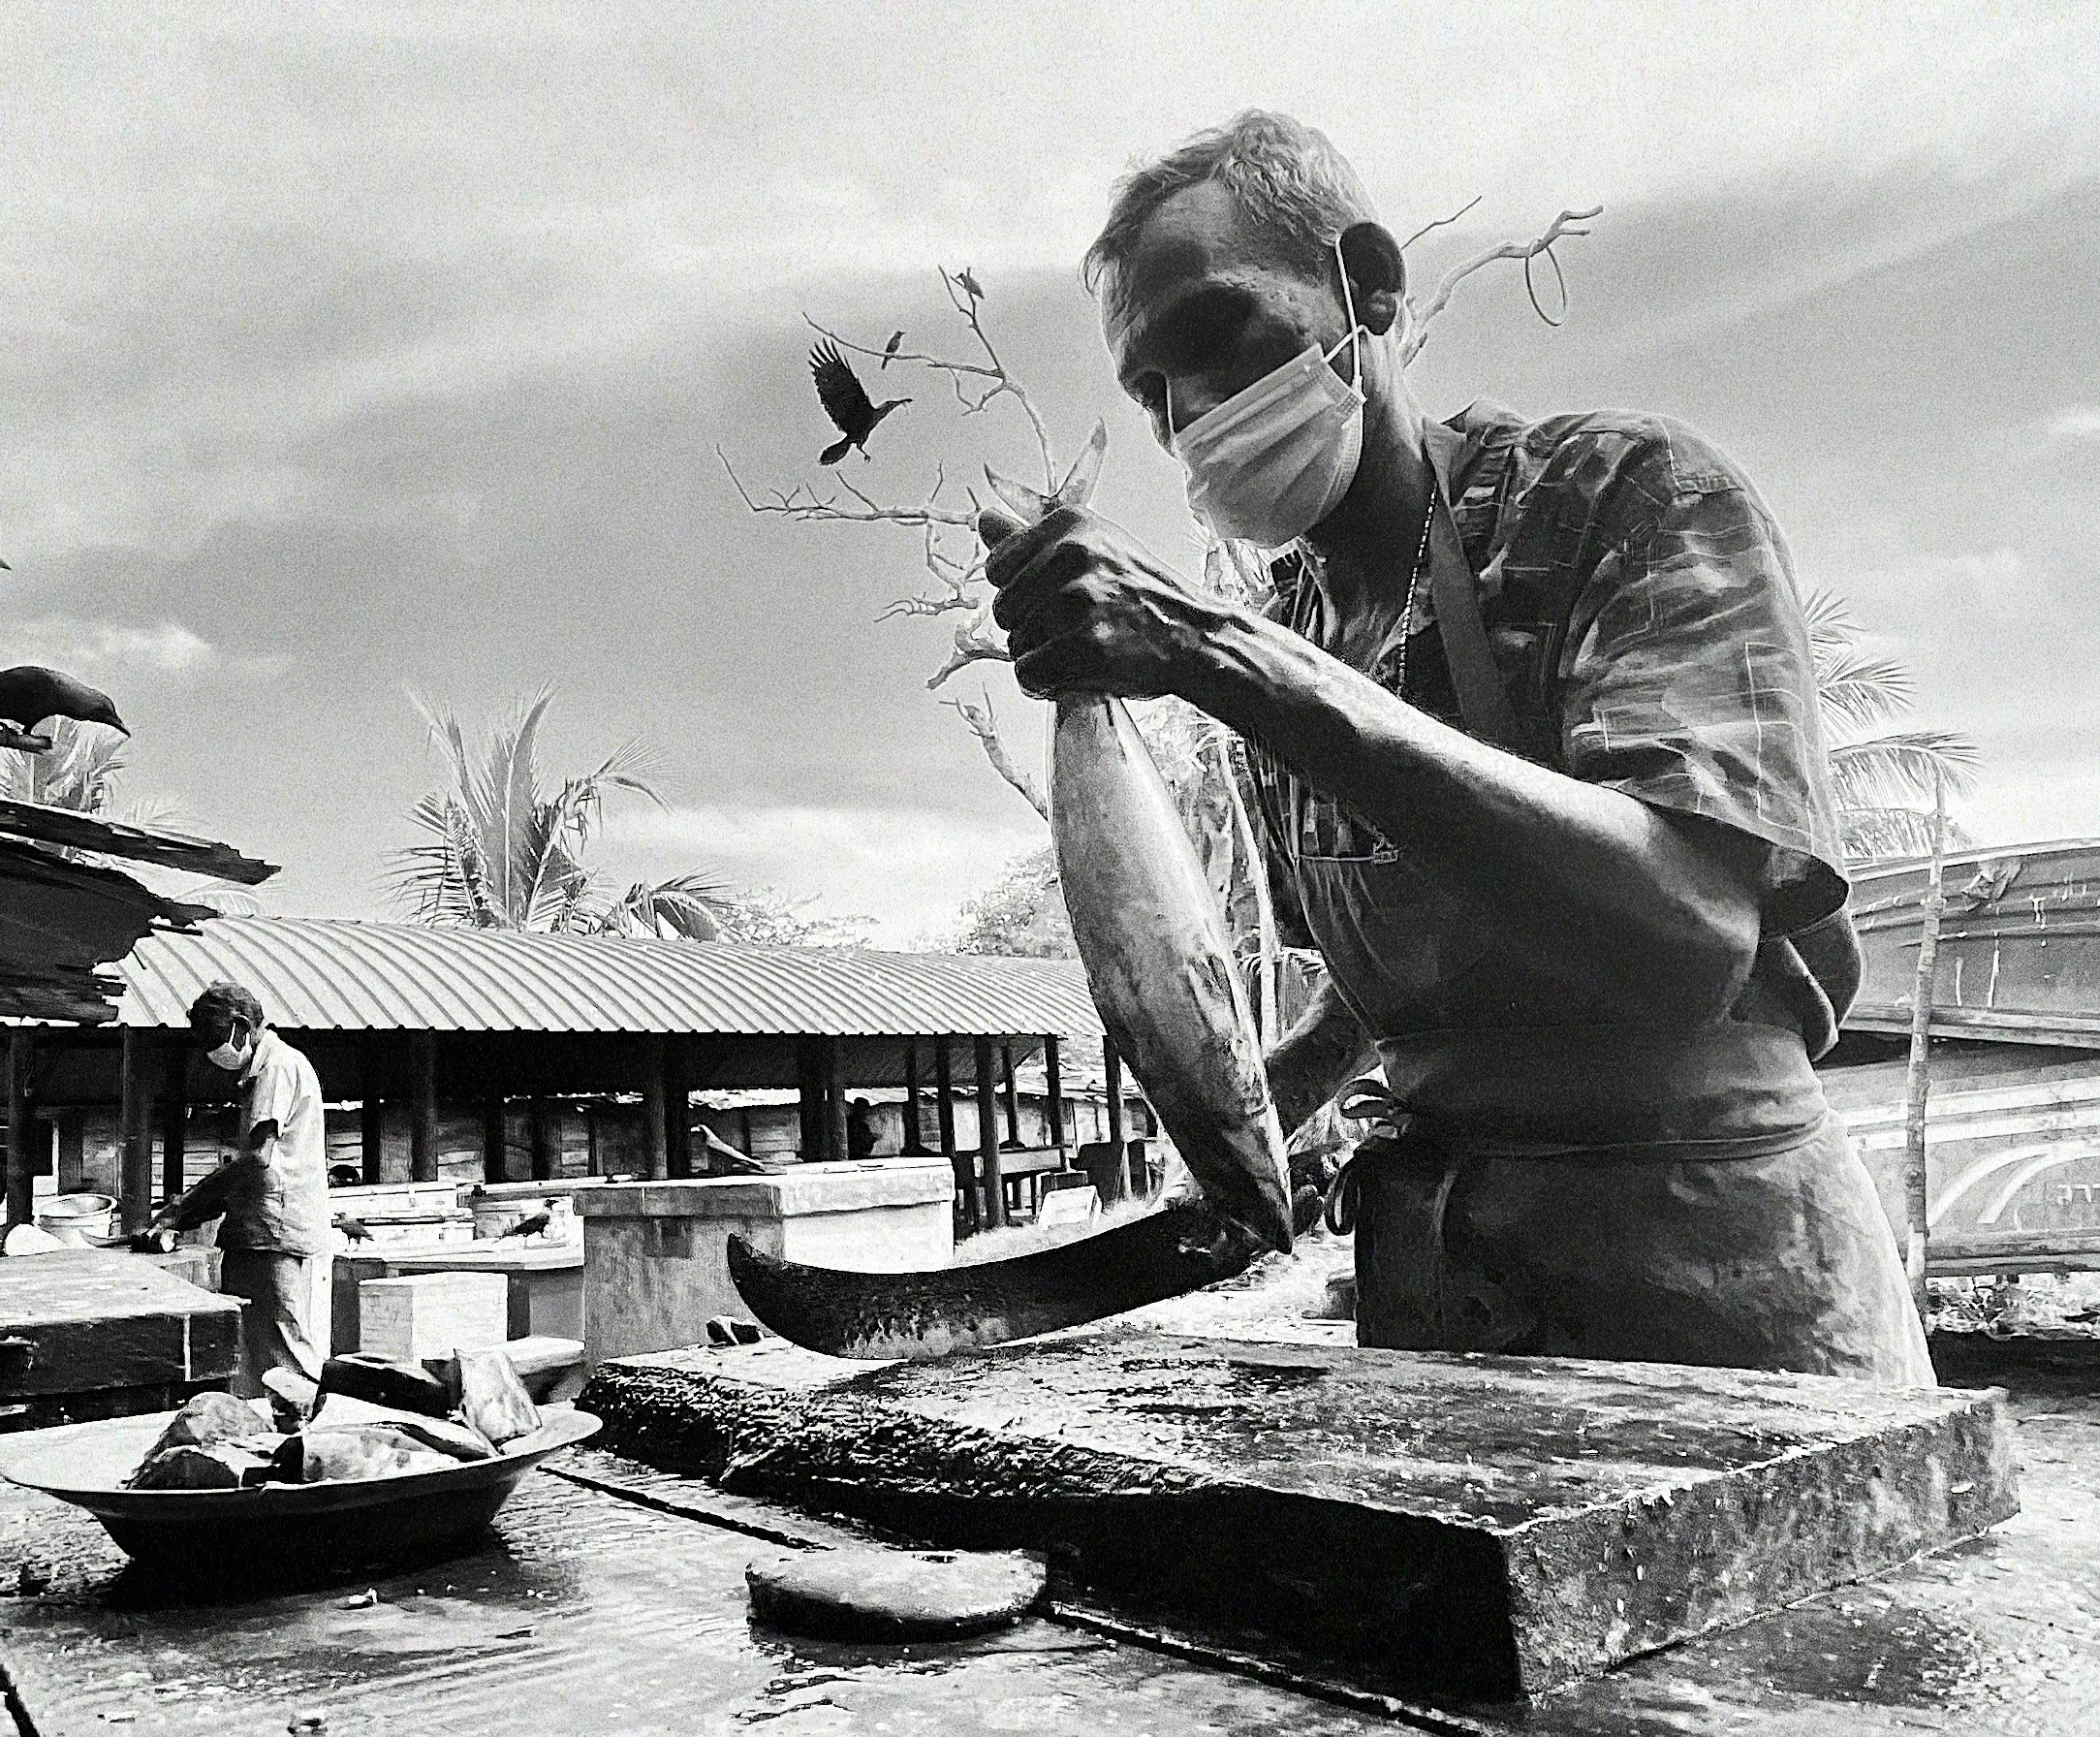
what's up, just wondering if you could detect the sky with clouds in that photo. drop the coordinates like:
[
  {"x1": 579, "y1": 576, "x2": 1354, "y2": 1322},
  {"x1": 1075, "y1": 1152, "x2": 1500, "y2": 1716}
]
[{"x1": 3, "y1": 3, "x2": 2097, "y2": 942}]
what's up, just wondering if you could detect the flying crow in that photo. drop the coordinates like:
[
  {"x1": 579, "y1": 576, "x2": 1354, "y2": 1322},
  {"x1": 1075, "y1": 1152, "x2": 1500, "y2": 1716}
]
[
  {"x1": 881, "y1": 330, "x2": 904, "y2": 368},
  {"x1": 810, "y1": 341, "x2": 909, "y2": 464},
  {"x1": 0, "y1": 667, "x2": 127, "y2": 738}
]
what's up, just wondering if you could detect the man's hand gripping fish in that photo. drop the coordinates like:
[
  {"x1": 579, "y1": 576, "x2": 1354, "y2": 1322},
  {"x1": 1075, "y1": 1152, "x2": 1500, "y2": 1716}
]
[{"x1": 727, "y1": 426, "x2": 1295, "y2": 1360}]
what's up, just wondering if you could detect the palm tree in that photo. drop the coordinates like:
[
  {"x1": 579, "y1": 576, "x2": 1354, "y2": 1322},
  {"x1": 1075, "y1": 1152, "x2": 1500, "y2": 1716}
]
[
  {"x1": 392, "y1": 690, "x2": 731, "y2": 940},
  {"x1": 1804, "y1": 587, "x2": 1978, "y2": 1313},
  {"x1": 1, "y1": 719, "x2": 260, "y2": 914},
  {"x1": 1805, "y1": 589, "x2": 1977, "y2": 864}
]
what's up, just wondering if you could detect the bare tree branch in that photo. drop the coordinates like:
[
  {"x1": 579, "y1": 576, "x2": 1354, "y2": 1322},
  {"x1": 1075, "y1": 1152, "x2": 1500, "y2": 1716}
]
[
  {"x1": 926, "y1": 607, "x2": 1011, "y2": 688},
  {"x1": 944, "y1": 688, "x2": 1047, "y2": 820},
  {"x1": 719, "y1": 447, "x2": 974, "y2": 529},
  {"x1": 1404, "y1": 205, "x2": 1604, "y2": 362},
  {"x1": 1399, "y1": 193, "x2": 1483, "y2": 251}
]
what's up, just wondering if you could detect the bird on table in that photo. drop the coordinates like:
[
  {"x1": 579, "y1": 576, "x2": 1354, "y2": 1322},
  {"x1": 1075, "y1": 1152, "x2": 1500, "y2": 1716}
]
[{"x1": 809, "y1": 340, "x2": 910, "y2": 464}]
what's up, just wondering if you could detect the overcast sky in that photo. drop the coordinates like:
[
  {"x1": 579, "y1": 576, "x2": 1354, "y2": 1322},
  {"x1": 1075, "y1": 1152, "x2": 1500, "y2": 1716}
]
[{"x1": 4, "y1": 4, "x2": 2097, "y2": 941}]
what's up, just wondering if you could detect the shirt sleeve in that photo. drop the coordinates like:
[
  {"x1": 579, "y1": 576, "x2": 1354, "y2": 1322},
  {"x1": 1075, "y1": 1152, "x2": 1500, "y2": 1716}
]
[
  {"x1": 246, "y1": 1050, "x2": 298, "y2": 1138},
  {"x1": 1557, "y1": 471, "x2": 1848, "y2": 935}
]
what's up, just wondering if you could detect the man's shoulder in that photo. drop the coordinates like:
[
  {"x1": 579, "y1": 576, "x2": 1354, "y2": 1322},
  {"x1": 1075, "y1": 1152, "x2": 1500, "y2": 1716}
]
[{"x1": 1452, "y1": 402, "x2": 1761, "y2": 512}]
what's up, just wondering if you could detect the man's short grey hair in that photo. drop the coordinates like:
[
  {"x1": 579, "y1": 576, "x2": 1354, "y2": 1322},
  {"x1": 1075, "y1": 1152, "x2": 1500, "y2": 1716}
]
[{"x1": 1084, "y1": 111, "x2": 1379, "y2": 306}]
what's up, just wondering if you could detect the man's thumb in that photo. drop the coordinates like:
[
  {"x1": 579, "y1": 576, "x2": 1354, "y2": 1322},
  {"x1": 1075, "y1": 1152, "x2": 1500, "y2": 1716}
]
[{"x1": 977, "y1": 508, "x2": 1024, "y2": 553}]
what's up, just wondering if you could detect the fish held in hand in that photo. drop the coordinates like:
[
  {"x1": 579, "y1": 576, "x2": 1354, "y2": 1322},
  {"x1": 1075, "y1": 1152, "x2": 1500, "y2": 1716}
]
[{"x1": 1050, "y1": 695, "x2": 1294, "y2": 1251}]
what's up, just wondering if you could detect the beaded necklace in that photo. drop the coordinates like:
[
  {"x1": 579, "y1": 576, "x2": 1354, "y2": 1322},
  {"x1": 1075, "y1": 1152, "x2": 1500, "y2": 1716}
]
[{"x1": 1290, "y1": 458, "x2": 1440, "y2": 697}]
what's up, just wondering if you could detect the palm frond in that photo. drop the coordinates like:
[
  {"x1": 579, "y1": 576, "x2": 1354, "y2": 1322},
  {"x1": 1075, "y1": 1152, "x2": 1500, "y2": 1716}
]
[
  {"x1": 1800, "y1": 586, "x2": 1859, "y2": 665},
  {"x1": 1829, "y1": 732, "x2": 1980, "y2": 811},
  {"x1": 1814, "y1": 647, "x2": 1915, "y2": 735}
]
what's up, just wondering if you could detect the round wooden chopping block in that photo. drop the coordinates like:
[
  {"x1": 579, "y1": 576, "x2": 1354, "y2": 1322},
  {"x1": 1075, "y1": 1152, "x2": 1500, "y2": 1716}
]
[{"x1": 745, "y1": 1545, "x2": 1047, "y2": 1640}]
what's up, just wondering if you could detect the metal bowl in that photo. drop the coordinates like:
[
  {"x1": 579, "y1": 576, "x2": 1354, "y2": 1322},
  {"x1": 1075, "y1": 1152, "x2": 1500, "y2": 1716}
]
[{"x1": 5, "y1": 1406, "x2": 600, "y2": 1571}]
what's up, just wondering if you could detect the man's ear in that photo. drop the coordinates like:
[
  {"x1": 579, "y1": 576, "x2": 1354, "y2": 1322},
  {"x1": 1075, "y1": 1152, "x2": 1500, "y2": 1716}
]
[{"x1": 1338, "y1": 222, "x2": 1405, "y2": 337}]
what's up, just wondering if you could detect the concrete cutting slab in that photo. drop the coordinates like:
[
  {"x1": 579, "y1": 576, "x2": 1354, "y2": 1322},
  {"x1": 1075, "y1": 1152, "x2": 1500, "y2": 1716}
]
[{"x1": 583, "y1": 1332, "x2": 2018, "y2": 1700}]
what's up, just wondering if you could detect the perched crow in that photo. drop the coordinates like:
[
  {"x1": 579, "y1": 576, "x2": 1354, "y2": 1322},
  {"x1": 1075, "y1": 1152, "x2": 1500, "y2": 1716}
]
[
  {"x1": 956, "y1": 268, "x2": 985, "y2": 300},
  {"x1": 881, "y1": 330, "x2": 904, "y2": 368},
  {"x1": 499, "y1": 1209, "x2": 552, "y2": 1240},
  {"x1": 0, "y1": 667, "x2": 127, "y2": 737},
  {"x1": 331, "y1": 1213, "x2": 374, "y2": 1243},
  {"x1": 809, "y1": 341, "x2": 909, "y2": 464}
]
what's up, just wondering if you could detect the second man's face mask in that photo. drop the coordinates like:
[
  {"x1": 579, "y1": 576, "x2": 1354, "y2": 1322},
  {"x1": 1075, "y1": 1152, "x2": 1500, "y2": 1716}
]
[{"x1": 1170, "y1": 237, "x2": 1367, "y2": 551}]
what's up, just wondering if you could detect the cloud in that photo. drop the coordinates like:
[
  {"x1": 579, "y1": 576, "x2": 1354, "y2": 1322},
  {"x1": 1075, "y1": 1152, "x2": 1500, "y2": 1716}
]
[
  {"x1": 605, "y1": 799, "x2": 1045, "y2": 945},
  {"x1": 2043, "y1": 406, "x2": 2100, "y2": 443},
  {"x1": 9, "y1": 617, "x2": 220, "y2": 674}
]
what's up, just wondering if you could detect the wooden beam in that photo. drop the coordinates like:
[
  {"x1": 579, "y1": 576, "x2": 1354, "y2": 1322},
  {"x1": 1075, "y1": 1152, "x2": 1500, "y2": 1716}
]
[
  {"x1": 664, "y1": 1038, "x2": 692, "y2": 1181},
  {"x1": 641, "y1": 1034, "x2": 669, "y2": 1181},
  {"x1": 796, "y1": 1040, "x2": 823, "y2": 1164},
  {"x1": 1000, "y1": 1041, "x2": 1021, "y2": 1148},
  {"x1": 1044, "y1": 1035, "x2": 1066, "y2": 1158},
  {"x1": 529, "y1": 1097, "x2": 554, "y2": 1182},
  {"x1": 482, "y1": 1096, "x2": 507, "y2": 1184},
  {"x1": 408, "y1": 1031, "x2": 439, "y2": 1184},
  {"x1": 360, "y1": 1090, "x2": 385, "y2": 1186},
  {"x1": 0, "y1": 796, "x2": 278, "y2": 885},
  {"x1": 975, "y1": 1036, "x2": 1007, "y2": 1230},
  {"x1": 934, "y1": 1036, "x2": 957, "y2": 1157},
  {"x1": 900, "y1": 1038, "x2": 927, "y2": 1154},
  {"x1": 119, "y1": 1028, "x2": 156, "y2": 1234},
  {"x1": 1102, "y1": 1038, "x2": 1128, "y2": 1204},
  {"x1": 935, "y1": 1034, "x2": 970, "y2": 1232},
  {"x1": 158, "y1": 1041, "x2": 187, "y2": 1201},
  {"x1": 4, "y1": 1030, "x2": 35, "y2": 1228},
  {"x1": 823, "y1": 1038, "x2": 848, "y2": 1166},
  {"x1": 55, "y1": 1109, "x2": 84, "y2": 1194}
]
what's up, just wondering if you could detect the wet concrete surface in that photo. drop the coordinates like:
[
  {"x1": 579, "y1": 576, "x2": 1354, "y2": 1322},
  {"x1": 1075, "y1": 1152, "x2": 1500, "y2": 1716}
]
[
  {"x1": 0, "y1": 1244, "x2": 2097, "y2": 1733},
  {"x1": 0, "y1": 1445, "x2": 1401, "y2": 1737}
]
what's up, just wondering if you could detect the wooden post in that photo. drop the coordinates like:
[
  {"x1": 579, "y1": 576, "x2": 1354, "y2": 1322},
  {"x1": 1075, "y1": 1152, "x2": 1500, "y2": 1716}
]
[
  {"x1": 119, "y1": 1028, "x2": 156, "y2": 1234},
  {"x1": 796, "y1": 1040, "x2": 822, "y2": 1163},
  {"x1": 529, "y1": 1097, "x2": 554, "y2": 1182},
  {"x1": 409, "y1": 1031, "x2": 439, "y2": 1184},
  {"x1": 1044, "y1": 1035, "x2": 1067, "y2": 1160},
  {"x1": 641, "y1": 1034, "x2": 669, "y2": 1181},
  {"x1": 900, "y1": 1038, "x2": 927, "y2": 1154},
  {"x1": 360, "y1": 1088, "x2": 386, "y2": 1187},
  {"x1": 934, "y1": 1035, "x2": 969, "y2": 1232},
  {"x1": 158, "y1": 1042, "x2": 188, "y2": 1201},
  {"x1": 1000, "y1": 1041, "x2": 1021, "y2": 1148},
  {"x1": 482, "y1": 1096, "x2": 507, "y2": 1183},
  {"x1": 55, "y1": 1109, "x2": 84, "y2": 1193},
  {"x1": 974, "y1": 1036, "x2": 1007, "y2": 1230},
  {"x1": 823, "y1": 1038, "x2": 848, "y2": 1166},
  {"x1": 1901, "y1": 767, "x2": 1949, "y2": 1316},
  {"x1": 584, "y1": 1101, "x2": 601, "y2": 1177},
  {"x1": 1102, "y1": 1037, "x2": 1128, "y2": 1204},
  {"x1": 664, "y1": 1038, "x2": 692, "y2": 1180},
  {"x1": 4, "y1": 1030, "x2": 35, "y2": 1228}
]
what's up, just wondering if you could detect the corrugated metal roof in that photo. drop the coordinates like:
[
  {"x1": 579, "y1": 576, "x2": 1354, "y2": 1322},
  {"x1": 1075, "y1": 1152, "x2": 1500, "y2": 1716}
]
[{"x1": 108, "y1": 918, "x2": 1102, "y2": 1040}]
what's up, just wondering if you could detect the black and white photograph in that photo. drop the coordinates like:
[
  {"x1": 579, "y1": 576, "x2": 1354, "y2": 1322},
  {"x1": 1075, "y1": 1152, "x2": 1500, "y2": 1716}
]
[{"x1": 0, "y1": 5, "x2": 2095, "y2": 1730}]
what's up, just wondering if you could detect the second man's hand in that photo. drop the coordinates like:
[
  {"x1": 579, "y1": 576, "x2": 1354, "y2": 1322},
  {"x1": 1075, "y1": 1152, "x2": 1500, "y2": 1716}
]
[{"x1": 981, "y1": 504, "x2": 1232, "y2": 702}]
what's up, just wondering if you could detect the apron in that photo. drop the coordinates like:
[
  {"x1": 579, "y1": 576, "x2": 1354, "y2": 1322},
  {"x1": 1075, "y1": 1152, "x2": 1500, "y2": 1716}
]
[{"x1": 1277, "y1": 426, "x2": 1934, "y2": 1387}]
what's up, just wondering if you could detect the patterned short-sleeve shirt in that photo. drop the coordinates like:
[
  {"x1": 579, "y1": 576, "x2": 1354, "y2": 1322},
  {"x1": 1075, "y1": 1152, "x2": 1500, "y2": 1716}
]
[{"x1": 1249, "y1": 400, "x2": 1859, "y2": 1055}]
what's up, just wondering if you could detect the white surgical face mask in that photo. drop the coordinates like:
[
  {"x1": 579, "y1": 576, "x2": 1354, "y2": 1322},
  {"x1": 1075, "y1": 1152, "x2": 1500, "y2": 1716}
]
[
  {"x1": 1170, "y1": 238, "x2": 1366, "y2": 550},
  {"x1": 207, "y1": 1030, "x2": 248, "y2": 1072}
]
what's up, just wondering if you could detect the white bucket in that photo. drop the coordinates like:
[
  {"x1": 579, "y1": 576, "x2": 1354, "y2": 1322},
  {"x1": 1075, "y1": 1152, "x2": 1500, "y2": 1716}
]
[{"x1": 35, "y1": 1192, "x2": 117, "y2": 1247}]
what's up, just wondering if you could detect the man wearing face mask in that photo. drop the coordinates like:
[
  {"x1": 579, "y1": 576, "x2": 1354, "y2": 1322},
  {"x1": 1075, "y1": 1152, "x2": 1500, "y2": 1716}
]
[
  {"x1": 147, "y1": 982, "x2": 329, "y2": 1395},
  {"x1": 986, "y1": 111, "x2": 1931, "y2": 1386}
]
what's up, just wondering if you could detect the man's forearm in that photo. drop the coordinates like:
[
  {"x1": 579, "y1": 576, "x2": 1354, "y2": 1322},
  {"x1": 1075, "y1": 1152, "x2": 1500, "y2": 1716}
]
[
  {"x1": 157, "y1": 1153, "x2": 264, "y2": 1231},
  {"x1": 1182, "y1": 610, "x2": 1763, "y2": 1022},
  {"x1": 1268, "y1": 974, "x2": 1376, "y2": 1139}
]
